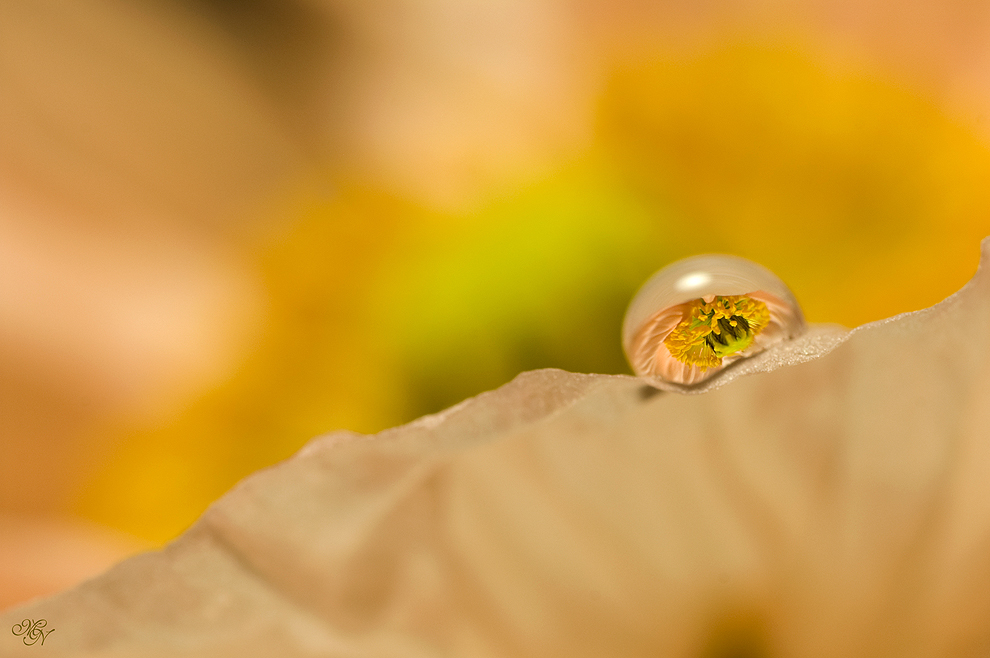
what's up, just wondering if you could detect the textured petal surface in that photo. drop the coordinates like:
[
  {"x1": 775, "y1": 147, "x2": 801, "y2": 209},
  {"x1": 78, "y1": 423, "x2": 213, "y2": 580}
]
[{"x1": 3, "y1": 242, "x2": 990, "y2": 657}]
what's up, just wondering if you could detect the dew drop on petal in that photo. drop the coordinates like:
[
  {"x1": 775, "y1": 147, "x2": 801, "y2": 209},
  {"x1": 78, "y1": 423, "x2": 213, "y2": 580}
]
[{"x1": 623, "y1": 255, "x2": 806, "y2": 386}]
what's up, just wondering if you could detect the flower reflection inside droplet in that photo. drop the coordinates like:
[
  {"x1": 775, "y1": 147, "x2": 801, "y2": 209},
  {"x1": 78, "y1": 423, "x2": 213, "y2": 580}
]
[{"x1": 623, "y1": 254, "x2": 806, "y2": 386}]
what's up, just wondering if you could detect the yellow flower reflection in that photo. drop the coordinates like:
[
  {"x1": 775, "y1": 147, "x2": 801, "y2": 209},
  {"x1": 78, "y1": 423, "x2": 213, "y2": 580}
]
[{"x1": 664, "y1": 295, "x2": 770, "y2": 368}]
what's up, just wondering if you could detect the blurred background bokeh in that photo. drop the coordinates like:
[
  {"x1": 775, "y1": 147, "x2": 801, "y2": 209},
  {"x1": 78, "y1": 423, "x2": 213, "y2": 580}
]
[{"x1": 2, "y1": 0, "x2": 990, "y2": 610}]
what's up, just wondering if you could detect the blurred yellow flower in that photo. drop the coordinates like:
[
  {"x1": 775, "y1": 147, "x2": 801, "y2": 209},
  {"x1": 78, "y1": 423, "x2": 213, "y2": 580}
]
[{"x1": 5, "y1": 0, "x2": 990, "y2": 614}]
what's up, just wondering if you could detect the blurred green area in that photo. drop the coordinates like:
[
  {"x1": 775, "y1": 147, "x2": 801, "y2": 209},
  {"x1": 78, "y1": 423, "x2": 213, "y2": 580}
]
[{"x1": 78, "y1": 40, "x2": 990, "y2": 543}]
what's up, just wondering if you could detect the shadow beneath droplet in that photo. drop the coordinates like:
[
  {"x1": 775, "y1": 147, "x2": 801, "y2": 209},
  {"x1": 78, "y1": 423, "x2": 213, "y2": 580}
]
[
  {"x1": 698, "y1": 609, "x2": 772, "y2": 658},
  {"x1": 637, "y1": 385, "x2": 664, "y2": 401}
]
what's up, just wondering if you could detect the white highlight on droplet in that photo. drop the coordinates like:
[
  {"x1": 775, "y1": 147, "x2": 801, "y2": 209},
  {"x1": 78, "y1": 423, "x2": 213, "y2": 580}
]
[{"x1": 674, "y1": 272, "x2": 713, "y2": 292}]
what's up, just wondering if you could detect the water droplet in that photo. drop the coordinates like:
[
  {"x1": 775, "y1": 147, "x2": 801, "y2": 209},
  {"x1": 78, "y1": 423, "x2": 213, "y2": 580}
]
[{"x1": 623, "y1": 255, "x2": 805, "y2": 386}]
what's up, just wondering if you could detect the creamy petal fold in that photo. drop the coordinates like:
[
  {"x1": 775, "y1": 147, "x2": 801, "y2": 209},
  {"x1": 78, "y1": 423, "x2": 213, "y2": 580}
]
[{"x1": 4, "y1": 242, "x2": 990, "y2": 657}]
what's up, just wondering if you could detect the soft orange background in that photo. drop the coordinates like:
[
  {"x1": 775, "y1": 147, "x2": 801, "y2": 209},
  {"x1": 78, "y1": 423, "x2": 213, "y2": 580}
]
[{"x1": 2, "y1": 0, "x2": 989, "y2": 610}]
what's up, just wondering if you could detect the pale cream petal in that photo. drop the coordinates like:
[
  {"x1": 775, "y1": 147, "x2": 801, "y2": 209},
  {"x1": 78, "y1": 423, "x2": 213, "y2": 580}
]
[{"x1": 4, "y1": 243, "x2": 990, "y2": 657}]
